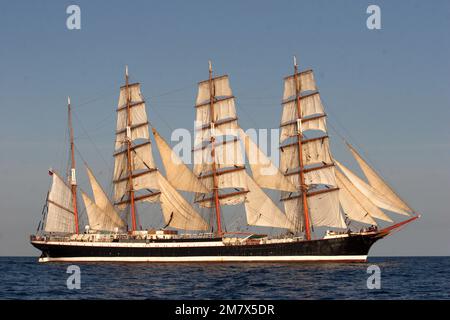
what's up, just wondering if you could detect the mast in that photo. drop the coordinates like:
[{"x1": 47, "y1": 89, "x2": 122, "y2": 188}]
[
  {"x1": 208, "y1": 60, "x2": 223, "y2": 235},
  {"x1": 293, "y1": 56, "x2": 312, "y2": 240},
  {"x1": 125, "y1": 65, "x2": 137, "y2": 232},
  {"x1": 67, "y1": 97, "x2": 79, "y2": 234}
]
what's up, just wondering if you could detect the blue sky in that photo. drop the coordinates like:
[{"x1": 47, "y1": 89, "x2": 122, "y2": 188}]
[{"x1": 0, "y1": 0, "x2": 449, "y2": 255}]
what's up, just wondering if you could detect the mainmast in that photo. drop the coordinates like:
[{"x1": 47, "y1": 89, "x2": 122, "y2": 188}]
[
  {"x1": 124, "y1": 65, "x2": 137, "y2": 232},
  {"x1": 292, "y1": 56, "x2": 312, "y2": 241},
  {"x1": 208, "y1": 61, "x2": 223, "y2": 235},
  {"x1": 67, "y1": 96, "x2": 79, "y2": 234}
]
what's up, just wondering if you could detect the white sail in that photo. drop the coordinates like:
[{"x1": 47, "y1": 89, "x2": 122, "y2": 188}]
[
  {"x1": 196, "y1": 75, "x2": 233, "y2": 105},
  {"x1": 115, "y1": 83, "x2": 150, "y2": 150},
  {"x1": 81, "y1": 192, "x2": 123, "y2": 232},
  {"x1": 85, "y1": 166, "x2": 125, "y2": 230},
  {"x1": 44, "y1": 171, "x2": 75, "y2": 233},
  {"x1": 200, "y1": 168, "x2": 247, "y2": 191},
  {"x1": 335, "y1": 160, "x2": 410, "y2": 216},
  {"x1": 280, "y1": 137, "x2": 333, "y2": 173},
  {"x1": 113, "y1": 142, "x2": 154, "y2": 181},
  {"x1": 114, "y1": 169, "x2": 159, "y2": 204},
  {"x1": 283, "y1": 197, "x2": 304, "y2": 232},
  {"x1": 157, "y1": 172, "x2": 209, "y2": 231},
  {"x1": 347, "y1": 144, "x2": 413, "y2": 213},
  {"x1": 239, "y1": 129, "x2": 296, "y2": 192},
  {"x1": 336, "y1": 169, "x2": 391, "y2": 224},
  {"x1": 283, "y1": 70, "x2": 317, "y2": 101},
  {"x1": 280, "y1": 115, "x2": 327, "y2": 143},
  {"x1": 244, "y1": 174, "x2": 294, "y2": 229},
  {"x1": 193, "y1": 139, "x2": 244, "y2": 175},
  {"x1": 194, "y1": 120, "x2": 239, "y2": 147},
  {"x1": 113, "y1": 82, "x2": 158, "y2": 205},
  {"x1": 193, "y1": 70, "x2": 248, "y2": 212},
  {"x1": 196, "y1": 97, "x2": 237, "y2": 127},
  {"x1": 304, "y1": 165, "x2": 337, "y2": 187},
  {"x1": 281, "y1": 93, "x2": 325, "y2": 129},
  {"x1": 308, "y1": 190, "x2": 347, "y2": 228},
  {"x1": 115, "y1": 124, "x2": 150, "y2": 150},
  {"x1": 153, "y1": 128, "x2": 209, "y2": 193}
]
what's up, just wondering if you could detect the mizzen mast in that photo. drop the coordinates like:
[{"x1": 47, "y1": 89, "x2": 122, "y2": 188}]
[{"x1": 68, "y1": 96, "x2": 79, "y2": 234}]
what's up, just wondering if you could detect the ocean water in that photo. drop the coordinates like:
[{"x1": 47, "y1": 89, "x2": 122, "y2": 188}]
[{"x1": 0, "y1": 257, "x2": 449, "y2": 300}]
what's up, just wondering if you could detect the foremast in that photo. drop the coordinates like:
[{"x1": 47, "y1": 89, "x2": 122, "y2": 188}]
[
  {"x1": 279, "y1": 57, "x2": 346, "y2": 238},
  {"x1": 68, "y1": 97, "x2": 79, "y2": 234},
  {"x1": 124, "y1": 66, "x2": 137, "y2": 231},
  {"x1": 292, "y1": 57, "x2": 312, "y2": 240},
  {"x1": 208, "y1": 61, "x2": 224, "y2": 235}
]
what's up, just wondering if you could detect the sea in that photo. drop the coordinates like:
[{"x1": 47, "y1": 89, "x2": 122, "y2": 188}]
[{"x1": 0, "y1": 256, "x2": 449, "y2": 300}]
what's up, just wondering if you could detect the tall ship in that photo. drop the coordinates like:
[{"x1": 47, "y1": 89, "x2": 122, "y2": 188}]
[{"x1": 30, "y1": 59, "x2": 419, "y2": 263}]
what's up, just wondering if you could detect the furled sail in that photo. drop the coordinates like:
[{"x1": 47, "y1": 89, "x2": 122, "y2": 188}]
[
  {"x1": 239, "y1": 129, "x2": 296, "y2": 192},
  {"x1": 244, "y1": 174, "x2": 294, "y2": 229},
  {"x1": 335, "y1": 160, "x2": 410, "y2": 216},
  {"x1": 113, "y1": 82, "x2": 158, "y2": 207},
  {"x1": 84, "y1": 166, "x2": 125, "y2": 231},
  {"x1": 152, "y1": 128, "x2": 209, "y2": 194},
  {"x1": 336, "y1": 170, "x2": 382, "y2": 225},
  {"x1": 156, "y1": 172, "x2": 209, "y2": 231},
  {"x1": 44, "y1": 171, "x2": 75, "y2": 233},
  {"x1": 347, "y1": 144, "x2": 413, "y2": 214}
]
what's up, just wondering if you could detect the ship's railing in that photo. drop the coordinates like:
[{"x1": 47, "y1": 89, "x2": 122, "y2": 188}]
[{"x1": 30, "y1": 232, "x2": 219, "y2": 243}]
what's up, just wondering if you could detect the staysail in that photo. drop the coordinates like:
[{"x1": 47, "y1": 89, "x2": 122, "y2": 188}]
[
  {"x1": 279, "y1": 61, "x2": 345, "y2": 234},
  {"x1": 83, "y1": 166, "x2": 126, "y2": 231},
  {"x1": 346, "y1": 144, "x2": 413, "y2": 214},
  {"x1": 335, "y1": 160, "x2": 410, "y2": 216},
  {"x1": 239, "y1": 129, "x2": 296, "y2": 192},
  {"x1": 157, "y1": 172, "x2": 209, "y2": 231},
  {"x1": 244, "y1": 174, "x2": 295, "y2": 229},
  {"x1": 336, "y1": 169, "x2": 392, "y2": 225},
  {"x1": 44, "y1": 171, "x2": 75, "y2": 233},
  {"x1": 152, "y1": 128, "x2": 209, "y2": 194}
]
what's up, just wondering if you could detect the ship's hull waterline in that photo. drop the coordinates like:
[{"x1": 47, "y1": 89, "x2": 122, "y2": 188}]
[{"x1": 31, "y1": 232, "x2": 384, "y2": 263}]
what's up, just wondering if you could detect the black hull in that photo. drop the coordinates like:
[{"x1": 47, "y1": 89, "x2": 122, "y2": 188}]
[{"x1": 31, "y1": 232, "x2": 385, "y2": 263}]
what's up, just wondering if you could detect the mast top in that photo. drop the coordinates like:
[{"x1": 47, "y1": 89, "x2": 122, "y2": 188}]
[
  {"x1": 67, "y1": 96, "x2": 71, "y2": 105},
  {"x1": 208, "y1": 60, "x2": 212, "y2": 73},
  {"x1": 125, "y1": 65, "x2": 129, "y2": 78},
  {"x1": 293, "y1": 55, "x2": 298, "y2": 68}
]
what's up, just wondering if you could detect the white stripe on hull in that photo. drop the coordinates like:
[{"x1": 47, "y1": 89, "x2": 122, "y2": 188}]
[
  {"x1": 32, "y1": 240, "x2": 225, "y2": 248},
  {"x1": 39, "y1": 255, "x2": 367, "y2": 263}
]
